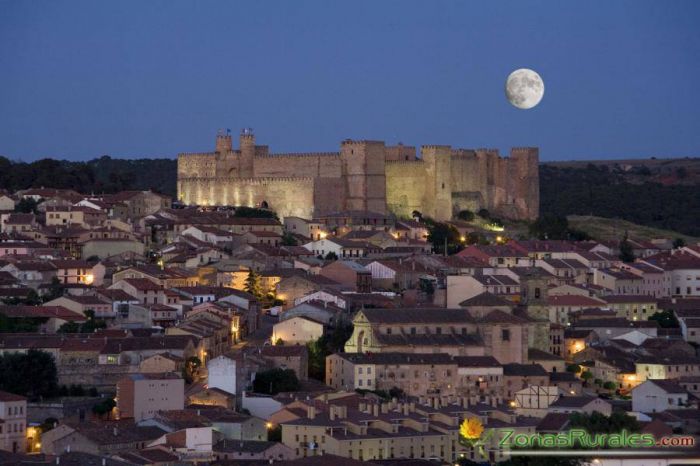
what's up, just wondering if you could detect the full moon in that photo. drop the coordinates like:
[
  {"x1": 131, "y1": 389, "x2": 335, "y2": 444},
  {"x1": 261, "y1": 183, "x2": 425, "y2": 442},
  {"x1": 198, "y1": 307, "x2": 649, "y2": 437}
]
[{"x1": 505, "y1": 68, "x2": 544, "y2": 109}]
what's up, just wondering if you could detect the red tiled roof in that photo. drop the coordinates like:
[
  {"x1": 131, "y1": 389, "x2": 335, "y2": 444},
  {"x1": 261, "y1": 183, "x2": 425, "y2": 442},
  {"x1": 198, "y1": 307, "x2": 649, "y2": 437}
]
[
  {"x1": 0, "y1": 390, "x2": 26, "y2": 402},
  {"x1": 547, "y1": 295, "x2": 605, "y2": 307}
]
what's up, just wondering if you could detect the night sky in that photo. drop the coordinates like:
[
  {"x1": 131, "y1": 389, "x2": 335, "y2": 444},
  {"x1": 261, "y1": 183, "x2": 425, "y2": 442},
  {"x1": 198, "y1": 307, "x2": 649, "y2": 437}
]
[{"x1": 1, "y1": 0, "x2": 699, "y2": 161}]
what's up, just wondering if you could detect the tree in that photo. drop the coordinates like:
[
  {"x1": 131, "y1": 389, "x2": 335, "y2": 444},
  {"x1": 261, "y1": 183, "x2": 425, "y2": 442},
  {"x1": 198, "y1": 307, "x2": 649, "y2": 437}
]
[
  {"x1": 183, "y1": 356, "x2": 201, "y2": 384},
  {"x1": 14, "y1": 197, "x2": 40, "y2": 214},
  {"x1": 569, "y1": 411, "x2": 640, "y2": 434},
  {"x1": 234, "y1": 206, "x2": 278, "y2": 219},
  {"x1": 649, "y1": 310, "x2": 679, "y2": 328},
  {"x1": 419, "y1": 278, "x2": 435, "y2": 295},
  {"x1": 324, "y1": 251, "x2": 338, "y2": 261},
  {"x1": 411, "y1": 210, "x2": 422, "y2": 220},
  {"x1": 244, "y1": 270, "x2": 263, "y2": 298},
  {"x1": 68, "y1": 384, "x2": 85, "y2": 396},
  {"x1": 477, "y1": 209, "x2": 490, "y2": 219},
  {"x1": 427, "y1": 221, "x2": 462, "y2": 255},
  {"x1": 306, "y1": 324, "x2": 353, "y2": 381},
  {"x1": 43, "y1": 277, "x2": 65, "y2": 302},
  {"x1": 566, "y1": 364, "x2": 581, "y2": 374},
  {"x1": 529, "y1": 214, "x2": 570, "y2": 240},
  {"x1": 39, "y1": 417, "x2": 58, "y2": 433},
  {"x1": 457, "y1": 210, "x2": 475, "y2": 222},
  {"x1": 0, "y1": 312, "x2": 45, "y2": 333},
  {"x1": 580, "y1": 370, "x2": 593, "y2": 384},
  {"x1": 253, "y1": 368, "x2": 300, "y2": 395},
  {"x1": 673, "y1": 237, "x2": 686, "y2": 249},
  {"x1": 57, "y1": 310, "x2": 106, "y2": 334},
  {"x1": 268, "y1": 425, "x2": 282, "y2": 442},
  {"x1": 603, "y1": 381, "x2": 617, "y2": 391},
  {"x1": 92, "y1": 398, "x2": 116, "y2": 418},
  {"x1": 465, "y1": 231, "x2": 485, "y2": 245},
  {"x1": 57, "y1": 321, "x2": 81, "y2": 333},
  {"x1": 619, "y1": 232, "x2": 635, "y2": 263},
  {"x1": 281, "y1": 231, "x2": 298, "y2": 246},
  {"x1": 0, "y1": 349, "x2": 58, "y2": 400}
]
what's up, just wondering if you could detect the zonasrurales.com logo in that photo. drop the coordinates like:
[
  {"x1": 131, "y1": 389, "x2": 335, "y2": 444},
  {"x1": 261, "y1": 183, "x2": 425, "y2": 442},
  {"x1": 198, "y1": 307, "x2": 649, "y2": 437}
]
[
  {"x1": 458, "y1": 422, "x2": 695, "y2": 458},
  {"x1": 499, "y1": 429, "x2": 656, "y2": 449}
]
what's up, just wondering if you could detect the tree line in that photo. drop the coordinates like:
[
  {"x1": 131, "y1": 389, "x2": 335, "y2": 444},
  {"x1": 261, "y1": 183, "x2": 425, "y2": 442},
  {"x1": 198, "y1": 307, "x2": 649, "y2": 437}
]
[
  {"x1": 0, "y1": 155, "x2": 177, "y2": 197},
  {"x1": 540, "y1": 164, "x2": 700, "y2": 236}
]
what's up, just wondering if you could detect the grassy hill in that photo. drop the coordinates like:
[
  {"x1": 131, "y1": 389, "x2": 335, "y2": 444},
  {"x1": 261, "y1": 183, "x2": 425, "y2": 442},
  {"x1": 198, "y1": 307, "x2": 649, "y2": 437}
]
[{"x1": 567, "y1": 215, "x2": 698, "y2": 244}]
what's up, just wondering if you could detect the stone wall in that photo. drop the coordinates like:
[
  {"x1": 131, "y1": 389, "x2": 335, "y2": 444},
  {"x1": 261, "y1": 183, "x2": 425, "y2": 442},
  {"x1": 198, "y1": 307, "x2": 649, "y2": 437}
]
[
  {"x1": 385, "y1": 161, "x2": 427, "y2": 219},
  {"x1": 58, "y1": 364, "x2": 136, "y2": 391},
  {"x1": 178, "y1": 132, "x2": 539, "y2": 221}
]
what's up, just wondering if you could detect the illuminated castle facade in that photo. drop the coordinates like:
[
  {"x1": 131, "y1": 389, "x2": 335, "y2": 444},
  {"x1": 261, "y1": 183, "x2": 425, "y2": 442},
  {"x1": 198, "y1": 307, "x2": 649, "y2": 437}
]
[{"x1": 177, "y1": 129, "x2": 539, "y2": 221}]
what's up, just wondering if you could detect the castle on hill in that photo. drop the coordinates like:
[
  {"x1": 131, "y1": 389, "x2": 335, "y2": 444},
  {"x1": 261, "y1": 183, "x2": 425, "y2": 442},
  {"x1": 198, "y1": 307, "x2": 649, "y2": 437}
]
[{"x1": 177, "y1": 129, "x2": 539, "y2": 221}]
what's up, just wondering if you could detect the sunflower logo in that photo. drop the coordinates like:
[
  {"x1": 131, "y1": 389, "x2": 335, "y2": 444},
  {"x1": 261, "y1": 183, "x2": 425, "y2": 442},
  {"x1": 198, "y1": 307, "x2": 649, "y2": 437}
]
[
  {"x1": 460, "y1": 417, "x2": 484, "y2": 440},
  {"x1": 459, "y1": 417, "x2": 491, "y2": 459}
]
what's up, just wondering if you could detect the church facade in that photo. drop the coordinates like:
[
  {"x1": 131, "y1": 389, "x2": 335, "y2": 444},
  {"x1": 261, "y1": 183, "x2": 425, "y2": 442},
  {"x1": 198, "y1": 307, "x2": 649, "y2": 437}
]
[{"x1": 177, "y1": 130, "x2": 539, "y2": 221}]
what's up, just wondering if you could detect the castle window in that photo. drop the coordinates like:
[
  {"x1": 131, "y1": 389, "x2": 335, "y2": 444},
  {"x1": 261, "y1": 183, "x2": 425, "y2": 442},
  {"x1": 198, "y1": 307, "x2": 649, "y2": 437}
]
[{"x1": 442, "y1": 183, "x2": 445, "y2": 189}]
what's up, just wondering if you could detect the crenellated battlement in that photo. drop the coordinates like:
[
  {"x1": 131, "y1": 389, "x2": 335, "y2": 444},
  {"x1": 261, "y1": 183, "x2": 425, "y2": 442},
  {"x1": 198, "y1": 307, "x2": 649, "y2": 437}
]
[
  {"x1": 421, "y1": 144, "x2": 452, "y2": 150},
  {"x1": 341, "y1": 139, "x2": 384, "y2": 145},
  {"x1": 385, "y1": 160, "x2": 425, "y2": 165},
  {"x1": 178, "y1": 151, "x2": 218, "y2": 158},
  {"x1": 257, "y1": 152, "x2": 340, "y2": 158}
]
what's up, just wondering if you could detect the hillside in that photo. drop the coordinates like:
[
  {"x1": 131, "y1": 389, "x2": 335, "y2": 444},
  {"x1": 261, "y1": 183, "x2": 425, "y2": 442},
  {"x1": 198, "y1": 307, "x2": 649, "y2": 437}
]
[
  {"x1": 566, "y1": 215, "x2": 699, "y2": 244},
  {"x1": 539, "y1": 160, "x2": 700, "y2": 237},
  {"x1": 0, "y1": 155, "x2": 177, "y2": 197}
]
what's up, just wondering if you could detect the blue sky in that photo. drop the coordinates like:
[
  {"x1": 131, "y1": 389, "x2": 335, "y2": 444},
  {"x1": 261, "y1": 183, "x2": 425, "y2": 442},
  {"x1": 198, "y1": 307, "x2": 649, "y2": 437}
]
[{"x1": 1, "y1": 0, "x2": 699, "y2": 161}]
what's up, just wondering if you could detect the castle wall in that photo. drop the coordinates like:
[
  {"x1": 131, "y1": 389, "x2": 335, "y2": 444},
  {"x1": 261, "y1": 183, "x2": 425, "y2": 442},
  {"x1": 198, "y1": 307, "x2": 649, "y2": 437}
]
[
  {"x1": 178, "y1": 177, "x2": 317, "y2": 219},
  {"x1": 385, "y1": 161, "x2": 428, "y2": 219},
  {"x1": 253, "y1": 153, "x2": 341, "y2": 178},
  {"x1": 385, "y1": 144, "x2": 417, "y2": 162},
  {"x1": 177, "y1": 133, "x2": 539, "y2": 222}
]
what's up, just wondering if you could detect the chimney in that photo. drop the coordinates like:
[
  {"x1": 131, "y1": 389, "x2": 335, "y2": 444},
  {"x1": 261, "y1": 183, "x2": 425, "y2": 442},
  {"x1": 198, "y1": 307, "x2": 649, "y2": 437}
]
[
  {"x1": 403, "y1": 403, "x2": 409, "y2": 416},
  {"x1": 307, "y1": 406, "x2": 316, "y2": 419},
  {"x1": 381, "y1": 403, "x2": 388, "y2": 414},
  {"x1": 102, "y1": 459, "x2": 106, "y2": 466},
  {"x1": 329, "y1": 406, "x2": 336, "y2": 421},
  {"x1": 113, "y1": 427, "x2": 118, "y2": 437},
  {"x1": 56, "y1": 458, "x2": 60, "y2": 465}
]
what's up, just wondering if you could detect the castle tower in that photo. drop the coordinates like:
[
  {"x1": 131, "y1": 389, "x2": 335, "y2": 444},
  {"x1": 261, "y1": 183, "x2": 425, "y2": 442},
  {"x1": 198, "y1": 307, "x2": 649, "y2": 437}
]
[
  {"x1": 340, "y1": 140, "x2": 387, "y2": 213},
  {"x1": 215, "y1": 130, "x2": 233, "y2": 153},
  {"x1": 239, "y1": 128, "x2": 256, "y2": 178},
  {"x1": 421, "y1": 145, "x2": 452, "y2": 221},
  {"x1": 509, "y1": 147, "x2": 540, "y2": 220}
]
